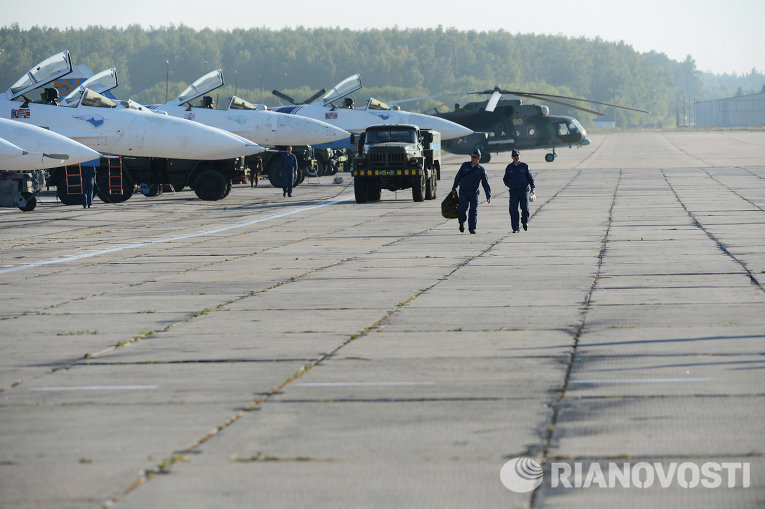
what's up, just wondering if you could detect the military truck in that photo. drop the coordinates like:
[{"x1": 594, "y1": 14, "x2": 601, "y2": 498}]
[
  {"x1": 351, "y1": 125, "x2": 440, "y2": 203},
  {"x1": 49, "y1": 155, "x2": 246, "y2": 205}
]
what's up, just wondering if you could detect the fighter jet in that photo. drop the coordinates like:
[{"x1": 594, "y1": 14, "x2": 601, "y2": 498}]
[
  {"x1": 272, "y1": 74, "x2": 473, "y2": 141},
  {"x1": 1, "y1": 51, "x2": 263, "y2": 160},
  {"x1": 0, "y1": 137, "x2": 25, "y2": 161},
  {"x1": 151, "y1": 70, "x2": 350, "y2": 147},
  {"x1": 0, "y1": 118, "x2": 100, "y2": 170}
]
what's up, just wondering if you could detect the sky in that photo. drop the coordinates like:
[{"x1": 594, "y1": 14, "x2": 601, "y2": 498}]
[{"x1": 6, "y1": 0, "x2": 764, "y2": 75}]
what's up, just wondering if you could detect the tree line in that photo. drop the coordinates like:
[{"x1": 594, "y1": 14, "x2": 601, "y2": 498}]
[{"x1": 1, "y1": 24, "x2": 762, "y2": 128}]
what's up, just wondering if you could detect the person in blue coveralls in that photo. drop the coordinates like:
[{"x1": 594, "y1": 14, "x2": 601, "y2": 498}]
[
  {"x1": 81, "y1": 164, "x2": 97, "y2": 208},
  {"x1": 503, "y1": 149, "x2": 535, "y2": 233},
  {"x1": 280, "y1": 146, "x2": 298, "y2": 198},
  {"x1": 451, "y1": 149, "x2": 491, "y2": 234}
]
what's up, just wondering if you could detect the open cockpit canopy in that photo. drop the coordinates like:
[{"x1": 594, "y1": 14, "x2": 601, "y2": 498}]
[
  {"x1": 320, "y1": 74, "x2": 361, "y2": 107},
  {"x1": 176, "y1": 70, "x2": 223, "y2": 106},
  {"x1": 7, "y1": 51, "x2": 72, "y2": 99}
]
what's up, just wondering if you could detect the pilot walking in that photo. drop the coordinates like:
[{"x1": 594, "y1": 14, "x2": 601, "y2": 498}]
[
  {"x1": 452, "y1": 149, "x2": 491, "y2": 234},
  {"x1": 81, "y1": 165, "x2": 97, "y2": 209},
  {"x1": 503, "y1": 149, "x2": 535, "y2": 233},
  {"x1": 280, "y1": 146, "x2": 298, "y2": 198}
]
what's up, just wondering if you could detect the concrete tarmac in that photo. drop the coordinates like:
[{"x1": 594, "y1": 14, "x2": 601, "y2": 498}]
[{"x1": 1, "y1": 131, "x2": 764, "y2": 508}]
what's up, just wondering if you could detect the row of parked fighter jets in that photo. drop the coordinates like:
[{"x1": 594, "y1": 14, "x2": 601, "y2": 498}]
[{"x1": 0, "y1": 50, "x2": 472, "y2": 174}]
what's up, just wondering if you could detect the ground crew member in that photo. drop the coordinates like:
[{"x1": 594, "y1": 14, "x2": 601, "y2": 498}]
[
  {"x1": 503, "y1": 149, "x2": 535, "y2": 233},
  {"x1": 452, "y1": 149, "x2": 491, "y2": 234},
  {"x1": 280, "y1": 146, "x2": 298, "y2": 197},
  {"x1": 81, "y1": 165, "x2": 97, "y2": 208}
]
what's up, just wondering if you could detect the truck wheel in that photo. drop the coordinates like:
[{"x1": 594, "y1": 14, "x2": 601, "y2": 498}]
[
  {"x1": 412, "y1": 174, "x2": 426, "y2": 202},
  {"x1": 434, "y1": 160, "x2": 441, "y2": 180},
  {"x1": 425, "y1": 172, "x2": 437, "y2": 200},
  {"x1": 354, "y1": 177, "x2": 368, "y2": 203},
  {"x1": 96, "y1": 172, "x2": 133, "y2": 203},
  {"x1": 193, "y1": 169, "x2": 228, "y2": 201},
  {"x1": 366, "y1": 180, "x2": 381, "y2": 202},
  {"x1": 266, "y1": 157, "x2": 282, "y2": 188},
  {"x1": 55, "y1": 184, "x2": 83, "y2": 205}
]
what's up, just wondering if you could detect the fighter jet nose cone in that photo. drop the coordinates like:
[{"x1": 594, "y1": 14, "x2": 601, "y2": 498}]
[
  {"x1": 581, "y1": 138, "x2": 591, "y2": 146},
  {"x1": 324, "y1": 124, "x2": 351, "y2": 142},
  {"x1": 145, "y1": 117, "x2": 249, "y2": 159}
]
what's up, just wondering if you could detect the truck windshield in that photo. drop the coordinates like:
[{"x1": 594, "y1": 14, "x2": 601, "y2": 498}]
[{"x1": 366, "y1": 129, "x2": 417, "y2": 144}]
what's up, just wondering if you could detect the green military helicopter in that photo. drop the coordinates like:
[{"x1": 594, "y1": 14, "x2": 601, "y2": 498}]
[{"x1": 395, "y1": 87, "x2": 648, "y2": 163}]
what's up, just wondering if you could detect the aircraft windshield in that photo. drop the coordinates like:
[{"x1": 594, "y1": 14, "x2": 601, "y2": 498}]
[
  {"x1": 8, "y1": 51, "x2": 72, "y2": 97},
  {"x1": 60, "y1": 68, "x2": 118, "y2": 107},
  {"x1": 366, "y1": 128, "x2": 417, "y2": 144},
  {"x1": 321, "y1": 74, "x2": 362, "y2": 106},
  {"x1": 116, "y1": 99, "x2": 148, "y2": 111},
  {"x1": 228, "y1": 96, "x2": 257, "y2": 110},
  {"x1": 177, "y1": 70, "x2": 223, "y2": 105},
  {"x1": 80, "y1": 89, "x2": 117, "y2": 108},
  {"x1": 365, "y1": 98, "x2": 391, "y2": 111}
]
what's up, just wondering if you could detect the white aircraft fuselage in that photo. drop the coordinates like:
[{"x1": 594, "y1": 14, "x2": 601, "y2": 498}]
[
  {"x1": 0, "y1": 118, "x2": 101, "y2": 170},
  {"x1": 276, "y1": 104, "x2": 473, "y2": 141},
  {"x1": 155, "y1": 102, "x2": 350, "y2": 147},
  {"x1": 0, "y1": 98, "x2": 262, "y2": 160}
]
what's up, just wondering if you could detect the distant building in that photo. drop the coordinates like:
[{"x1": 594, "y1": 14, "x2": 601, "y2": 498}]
[
  {"x1": 695, "y1": 92, "x2": 765, "y2": 127},
  {"x1": 593, "y1": 118, "x2": 616, "y2": 129}
]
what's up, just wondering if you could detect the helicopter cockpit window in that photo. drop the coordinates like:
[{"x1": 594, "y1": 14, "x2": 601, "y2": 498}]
[
  {"x1": 557, "y1": 123, "x2": 570, "y2": 136},
  {"x1": 9, "y1": 51, "x2": 71, "y2": 96},
  {"x1": 366, "y1": 129, "x2": 417, "y2": 144},
  {"x1": 321, "y1": 74, "x2": 362, "y2": 106},
  {"x1": 366, "y1": 98, "x2": 391, "y2": 111},
  {"x1": 177, "y1": 70, "x2": 223, "y2": 105},
  {"x1": 228, "y1": 96, "x2": 257, "y2": 110},
  {"x1": 80, "y1": 89, "x2": 117, "y2": 108}
]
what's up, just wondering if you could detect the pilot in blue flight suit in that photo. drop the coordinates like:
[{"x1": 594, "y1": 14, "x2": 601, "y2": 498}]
[
  {"x1": 503, "y1": 149, "x2": 535, "y2": 233},
  {"x1": 451, "y1": 149, "x2": 491, "y2": 234},
  {"x1": 280, "y1": 146, "x2": 298, "y2": 197},
  {"x1": 81, "y1": 165, "x2": 97, "y2": 208}
]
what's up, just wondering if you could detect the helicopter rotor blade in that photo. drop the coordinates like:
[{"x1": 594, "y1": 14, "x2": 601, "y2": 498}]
[
  {"x1": 304, "y1": 88, "x2": 327, "y2": 104},
  {"x1": 497, "y1": 90, "x2": 649, "y2": 114},
  {"x1": 513, "y1": 92, "x2": 608, "y2": 116},
  {"x1": 271, "y1": 89, "x2": 297, "y2": 105},
  {"x1": 485, "y1": 90, "x2": 502, "y2": 112}
]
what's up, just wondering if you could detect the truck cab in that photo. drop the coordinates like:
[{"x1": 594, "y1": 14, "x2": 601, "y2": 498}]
[{"x1": 351, "y1": 125, "x2": 441, "y2": 203}]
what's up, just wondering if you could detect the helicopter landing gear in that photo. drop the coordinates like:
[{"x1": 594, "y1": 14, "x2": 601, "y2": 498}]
[{"x1": 545, "y1": 148, "x2": 557, "y2": 162}]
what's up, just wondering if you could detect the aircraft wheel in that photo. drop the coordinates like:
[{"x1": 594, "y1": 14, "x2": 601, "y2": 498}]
[
  {"x1": 545, "y1": 153, "x2": 555, "y2": 162},
  {"x1": 481, "y1": 151, "x2": 491, "y2": 163},
  {"x1": 354, "y1": 177, "x2": 368, "y2": 203},
  {"x1": 18, "y1": 192, "x2": 36, "y2": 211},
  {"x1": 412, "y1": 174, "x2": 426, "y2": 202},
  {"x1": 193, "y1": 169, "x2": 228, "y2": 201}
]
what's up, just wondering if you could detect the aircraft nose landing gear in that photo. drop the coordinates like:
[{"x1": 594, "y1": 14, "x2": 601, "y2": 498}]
[{"x1": 545, "y1": 148, "x2": 557, "y2": 162}]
